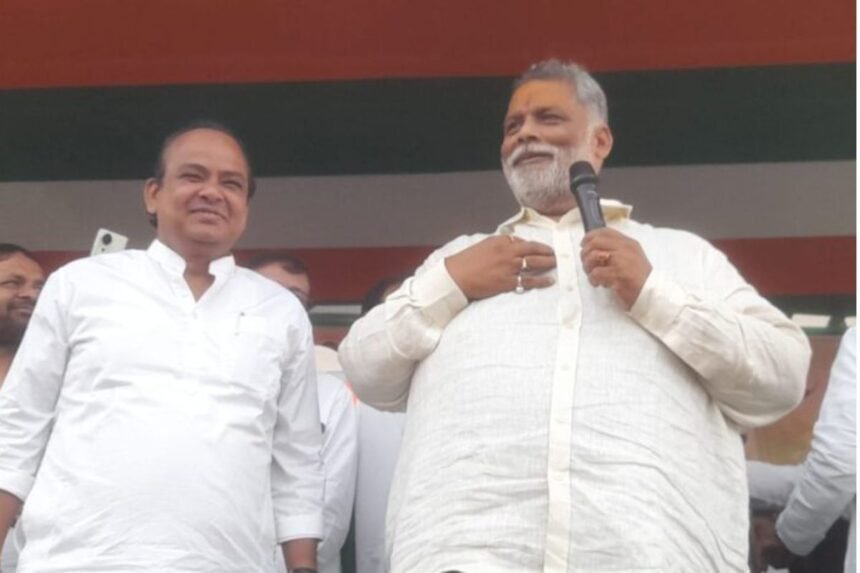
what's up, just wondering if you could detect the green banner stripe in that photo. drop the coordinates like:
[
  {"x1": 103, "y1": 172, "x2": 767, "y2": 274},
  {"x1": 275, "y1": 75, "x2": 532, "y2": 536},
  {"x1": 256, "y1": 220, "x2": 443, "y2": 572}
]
[{"x1": 0, "y1": 63, "x2": 853, "y2": 181}]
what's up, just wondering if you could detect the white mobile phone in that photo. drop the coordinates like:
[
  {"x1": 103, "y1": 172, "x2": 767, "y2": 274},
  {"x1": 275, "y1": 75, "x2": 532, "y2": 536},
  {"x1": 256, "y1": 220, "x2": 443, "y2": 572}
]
[{"x1": 90, "y1": 228, "x2": 129, "y2": 256}]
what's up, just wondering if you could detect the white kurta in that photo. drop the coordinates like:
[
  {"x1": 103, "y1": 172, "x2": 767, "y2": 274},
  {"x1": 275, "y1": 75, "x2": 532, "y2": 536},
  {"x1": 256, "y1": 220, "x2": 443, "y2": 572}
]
[
  {"x1": 273, "y1": 371, "x2": 356, "y2": 573},
  {"x1": 339, "y1": 202, "x2": 810, "y2": 573},
  {"x1": 777, "y1": 327, "x2": 856, "y2": 572},
  {"x1": 0, "y1": 240, "x2": 325, "y2": 572}
]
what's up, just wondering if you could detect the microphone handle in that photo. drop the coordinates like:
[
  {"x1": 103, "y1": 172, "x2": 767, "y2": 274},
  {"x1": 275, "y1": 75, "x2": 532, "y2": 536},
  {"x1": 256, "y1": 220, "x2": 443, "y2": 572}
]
[{"x1": 572, "y1": 183, "x2": 606, "y2": 232}]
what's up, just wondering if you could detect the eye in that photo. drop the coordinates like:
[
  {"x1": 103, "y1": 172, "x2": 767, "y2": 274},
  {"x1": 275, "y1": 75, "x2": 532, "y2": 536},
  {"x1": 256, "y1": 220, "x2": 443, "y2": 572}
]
[
  {"x1": 179, "y1": 171, "x2": 203, "y2": 182},
  {"x1": 538, "y1": 112, "x2": 566, "y2": 124},
  {"x1": 503, "y1": 119, "x2": 521, "y2": 135},
  {"x1": 0, "y1": 279, "x2": 21, "y2": 288},
  {"x1": 222, "y1": 179, "x2": 245, "y2": 192}
]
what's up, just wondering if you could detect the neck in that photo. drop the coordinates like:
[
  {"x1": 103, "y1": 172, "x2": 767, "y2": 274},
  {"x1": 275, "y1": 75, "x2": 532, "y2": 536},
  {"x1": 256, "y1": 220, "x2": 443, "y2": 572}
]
[{"x1": 183, "y1": 258, "x2": 216, "y2": 300}]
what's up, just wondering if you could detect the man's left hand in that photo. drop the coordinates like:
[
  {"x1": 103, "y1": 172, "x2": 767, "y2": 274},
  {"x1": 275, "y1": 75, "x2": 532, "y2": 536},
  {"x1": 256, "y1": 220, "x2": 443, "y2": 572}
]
[{"x1": 580, "y1": 228, "x2": 652, "y2": 310}]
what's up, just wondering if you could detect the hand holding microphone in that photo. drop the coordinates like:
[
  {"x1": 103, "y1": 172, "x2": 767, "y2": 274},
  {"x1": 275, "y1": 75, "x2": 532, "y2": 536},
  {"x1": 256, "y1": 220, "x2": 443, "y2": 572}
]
[{"x1": 570, "y1": 161, "x2": 652, "y2": 310}]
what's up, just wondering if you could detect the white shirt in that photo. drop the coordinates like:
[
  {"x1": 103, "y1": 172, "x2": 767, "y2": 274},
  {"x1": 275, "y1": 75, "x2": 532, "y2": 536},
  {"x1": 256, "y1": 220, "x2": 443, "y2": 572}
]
[
  {"x1": 353, "y1": 403, "x2": 405, "y2": 573},
  {"x1": 275, "y1": 371, "x2": 357, "y2": 573},
  {"x1": 0, "y1": 240, "x2": 325, "y2": 572},
  {"x1": 777, "y1": 327, "x2": 856, "y2": 572},
  {"x1": 339, "y1": 202, "x2": 810, "y2": 573}
]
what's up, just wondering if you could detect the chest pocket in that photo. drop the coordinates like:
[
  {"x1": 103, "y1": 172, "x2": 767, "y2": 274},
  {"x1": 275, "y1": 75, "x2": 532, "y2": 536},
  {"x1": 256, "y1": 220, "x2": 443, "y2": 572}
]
[{"x1": 223, "y1": 314, "x2": 284, "y2": 400}]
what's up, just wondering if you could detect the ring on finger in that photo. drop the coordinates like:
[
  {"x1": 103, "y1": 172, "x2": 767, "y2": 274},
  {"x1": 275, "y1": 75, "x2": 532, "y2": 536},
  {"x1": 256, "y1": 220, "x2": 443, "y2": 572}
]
[
  {"x1": 521, "y1": 257, "x2": 529, "y2": 272},
  {"x1": 597, "y1": 251, "x2": 612, "y2": 266},
  {"x1": 514, "y1": 273, "x2": 525, "y2": 294}
]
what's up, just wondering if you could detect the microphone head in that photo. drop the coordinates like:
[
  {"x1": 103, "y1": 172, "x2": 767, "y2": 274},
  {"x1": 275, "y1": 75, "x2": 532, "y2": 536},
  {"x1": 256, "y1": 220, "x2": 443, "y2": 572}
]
[{"x1": 569, "y1": 161, "x2": 598, "y2": 189}]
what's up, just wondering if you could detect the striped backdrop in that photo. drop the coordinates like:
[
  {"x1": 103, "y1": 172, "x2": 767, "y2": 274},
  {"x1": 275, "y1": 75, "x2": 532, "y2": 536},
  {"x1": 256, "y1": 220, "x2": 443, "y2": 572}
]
[{"x1": 0, "y1": 0, "x2": 854, "y2": 318}]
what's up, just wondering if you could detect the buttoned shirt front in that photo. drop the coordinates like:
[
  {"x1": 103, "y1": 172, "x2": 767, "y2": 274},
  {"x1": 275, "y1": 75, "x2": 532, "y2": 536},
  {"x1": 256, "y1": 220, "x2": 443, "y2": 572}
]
[
  {"x1": 339, "y1": 201, "x2": 810, "y2": 573},
  {"x1": 0, "y1": 240, "x2": 324, "y2": 572}
]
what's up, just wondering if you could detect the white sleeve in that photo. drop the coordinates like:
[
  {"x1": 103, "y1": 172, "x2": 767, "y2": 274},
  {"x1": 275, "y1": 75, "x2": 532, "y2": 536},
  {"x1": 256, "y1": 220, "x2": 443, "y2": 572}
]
[
  {"x1": 629, "y1": 238, "x2": 810, "y2": 428},
  {"x1": 316, "y1": 374, "x2": 358, "y2": 570},
  {"x1": 776, "y1": 327, "x2": 856, "y2": 556},
  {"x1": 271, "y1": 315, "x2": 326, "y2": 543},
  {"x1": 0, "y1": 272, "x2": 69, "y2": 500},
  {"x1": 338, "y1": 238, "x2": 474, "y2": 411}
]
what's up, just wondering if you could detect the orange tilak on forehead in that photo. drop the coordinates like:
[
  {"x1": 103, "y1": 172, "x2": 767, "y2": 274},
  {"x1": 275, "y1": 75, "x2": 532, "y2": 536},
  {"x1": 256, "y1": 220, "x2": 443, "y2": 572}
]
[{"x1": 506, "y1": 80, "x2": 580, "y2": 118}]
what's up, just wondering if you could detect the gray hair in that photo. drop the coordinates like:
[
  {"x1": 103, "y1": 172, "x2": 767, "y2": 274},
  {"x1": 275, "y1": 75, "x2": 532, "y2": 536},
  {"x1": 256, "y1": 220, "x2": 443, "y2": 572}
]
[{"x1": 514, "y1": 59, "x2": 609, "y2": 124}]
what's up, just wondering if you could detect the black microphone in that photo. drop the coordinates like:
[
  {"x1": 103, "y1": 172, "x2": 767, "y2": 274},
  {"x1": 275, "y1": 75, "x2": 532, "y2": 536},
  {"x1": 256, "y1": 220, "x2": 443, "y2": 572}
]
[{"x1": 569, "y1": 161, "x2": 606, "y2": 232}]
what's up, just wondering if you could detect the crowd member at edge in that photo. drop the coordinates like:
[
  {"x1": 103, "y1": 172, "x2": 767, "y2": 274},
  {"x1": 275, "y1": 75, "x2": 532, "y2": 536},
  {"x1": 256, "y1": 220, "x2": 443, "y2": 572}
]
[
  {"x1": 251, "y1": 252, "x2": 358, "y2": 573},
  {"x1": 0, "y1": 122, "x2": 323, "y2": 573},
  {"x1": 0, "y1": 244, "x2": 45, "y2": 573},
  {"x1": 338, "y1": 59, "x2": 810, "y2": 572}
]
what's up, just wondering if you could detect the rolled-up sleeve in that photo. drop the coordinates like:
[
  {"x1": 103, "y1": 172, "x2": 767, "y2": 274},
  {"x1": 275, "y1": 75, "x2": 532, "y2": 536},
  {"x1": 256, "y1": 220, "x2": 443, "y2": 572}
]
[
  {"x1": 0, "y1": 273, "x2": 69, "y2": 500},
  {"x1": 629, "y1": 235, "x2": 810, "y2": 428},
  {"x1": 272, "y1": 315, "x2": 325, "y2": 542}
]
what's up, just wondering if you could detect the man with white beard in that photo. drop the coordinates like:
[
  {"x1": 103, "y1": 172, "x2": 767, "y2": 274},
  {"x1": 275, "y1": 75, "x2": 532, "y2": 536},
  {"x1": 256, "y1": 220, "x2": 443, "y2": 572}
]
[{"x1": 339, "y1": 59, "x2": 810, "y2": 572}]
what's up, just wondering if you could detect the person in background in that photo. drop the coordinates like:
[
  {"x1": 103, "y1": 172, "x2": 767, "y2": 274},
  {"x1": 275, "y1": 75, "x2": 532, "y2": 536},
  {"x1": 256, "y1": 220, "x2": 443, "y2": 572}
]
[
  {"x1": 351, "y1": 276, "x2": 407, "y2": 573},
  {"x1": 751, "y1": 326, "x2": 856, "y2": 572},
  {"x1": 338, "y1": 59, "x2": 810, "y2": 571},
  {"x1": 0, "y1": 244, "x2": 45, "y2": 573},
  {"x1": 0, "y1": 122, "x2": 324, "y2": 573},
  {"x1": 251, "y1": 253, "x2": 358, "y2": 573}
]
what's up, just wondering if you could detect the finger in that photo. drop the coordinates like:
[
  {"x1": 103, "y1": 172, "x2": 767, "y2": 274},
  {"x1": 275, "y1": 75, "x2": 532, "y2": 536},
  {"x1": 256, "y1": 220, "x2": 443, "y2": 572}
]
[
  {"x1": 582, "y1": 249, "x2": 613, "y2": 274},
  {"x1": 521, "y1": 274, "x2": 555, "y2": 291},
  {"x1": 581, "y1": 227, "x2": 625, "y2": 250},
  {"x1": 513, "y1": 240, "x2": 555, "y2": 257},
  {"x1": 585, "y1": 266, "x2": 614, "y2": 288},
  {"x1": 522, "y1": 254, "x2": 556, "y2": 272}
]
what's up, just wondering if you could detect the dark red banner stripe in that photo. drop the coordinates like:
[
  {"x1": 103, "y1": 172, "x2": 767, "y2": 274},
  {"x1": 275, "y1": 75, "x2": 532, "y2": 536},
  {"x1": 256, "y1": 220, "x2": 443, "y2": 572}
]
[
  {"x1": 0, "y1": 0, "x2": 854, "y2": 89},
  {"x1": 29, "y1": 236, "x2": 855, "y2": 302}
]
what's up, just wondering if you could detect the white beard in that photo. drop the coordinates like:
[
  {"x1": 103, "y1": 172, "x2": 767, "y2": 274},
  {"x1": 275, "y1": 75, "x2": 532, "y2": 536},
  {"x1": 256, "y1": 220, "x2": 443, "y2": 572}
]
[{"x1": 502, "y1": 143, "x2": 581, "y2": 213}]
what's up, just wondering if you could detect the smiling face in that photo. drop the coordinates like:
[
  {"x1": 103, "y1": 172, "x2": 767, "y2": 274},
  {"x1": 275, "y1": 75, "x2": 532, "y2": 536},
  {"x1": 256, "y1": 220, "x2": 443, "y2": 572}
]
[
  {"x1": 0, "y1": 252, "x2": 45, "y2": 347},
  {"x1": 500, "y1": 79, "x2": 612, "y2": 217},
  {"x1": 143, "y1": 128, "x2": 250, "y2": 260}
]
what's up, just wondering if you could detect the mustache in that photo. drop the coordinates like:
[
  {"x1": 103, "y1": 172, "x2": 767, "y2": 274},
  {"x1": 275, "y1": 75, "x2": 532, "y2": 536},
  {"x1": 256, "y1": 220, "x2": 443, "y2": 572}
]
[{"x1": 506, "y1": 143, "x2": 560, "y2": 167}]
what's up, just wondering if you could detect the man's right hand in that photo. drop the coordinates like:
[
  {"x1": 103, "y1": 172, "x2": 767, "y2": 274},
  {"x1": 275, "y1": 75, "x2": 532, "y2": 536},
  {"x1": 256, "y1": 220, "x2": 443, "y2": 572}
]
[{"x1": 444, "y1": 235, "x2": 556, "y2": 301}]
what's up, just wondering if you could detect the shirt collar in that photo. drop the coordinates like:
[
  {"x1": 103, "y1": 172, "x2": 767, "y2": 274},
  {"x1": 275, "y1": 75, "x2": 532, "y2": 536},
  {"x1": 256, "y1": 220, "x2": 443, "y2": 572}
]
[
  {"x1": 146, "y1": 239, "x2": 236, "y2": 278},
  {"x1": 497, "y1": 198, "x2": 633, "y2": 233}
]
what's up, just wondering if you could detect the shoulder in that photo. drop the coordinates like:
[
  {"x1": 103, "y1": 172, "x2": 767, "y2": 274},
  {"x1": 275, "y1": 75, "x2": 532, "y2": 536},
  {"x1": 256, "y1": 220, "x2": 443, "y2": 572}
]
[
  {"x1": 619, "y1": 219, "x2": 718, "y2": 256},
  {"x1": 233, "y1": 266, "x2": 307, "y2": 314},
  {"x1": 52, "y1": 249, "x2": 149, "y2": 285}
]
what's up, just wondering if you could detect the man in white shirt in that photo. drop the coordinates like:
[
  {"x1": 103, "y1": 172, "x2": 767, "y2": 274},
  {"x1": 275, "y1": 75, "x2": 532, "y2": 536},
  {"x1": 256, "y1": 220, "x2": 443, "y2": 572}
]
[
  {"x1": 252, "y1": 253, "x2": 358, "y2": 573},
  {"x1": 0, "y1": 244, "x2": 45, "y2": 573},
  {"x1": 339, "y1": 59, "x2": 811, "y2": 572},
  {"x1": 0, "y1": 122, "x2": 324, "y2": 573},
  {"x1": 751, "y1": 326, "x2": 856, "y2": 572}
]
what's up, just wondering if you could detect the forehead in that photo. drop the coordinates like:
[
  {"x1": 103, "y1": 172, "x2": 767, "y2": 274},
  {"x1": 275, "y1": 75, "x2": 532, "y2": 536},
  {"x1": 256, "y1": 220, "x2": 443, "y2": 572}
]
[
  {"x1": 163, "y1": 128, "x2": 249, "y2": 176},
  {"x1": 506, "y1": 79, "x2": 581, "y2": 116},
  {"x1": 0, "y1": 253, "x2": 45, "y2": 280}
]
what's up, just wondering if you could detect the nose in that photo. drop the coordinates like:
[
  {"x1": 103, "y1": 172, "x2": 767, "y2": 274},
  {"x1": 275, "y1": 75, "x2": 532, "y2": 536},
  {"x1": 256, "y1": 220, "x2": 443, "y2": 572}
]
[
  {"x1": 516, "y1": 116, "x2": 540, "y2": 144},
  {"x1": 197, "y1": 179, "x2": 223, "y2": 202},
  {"x1": 16, "y1": 282, "x2": 39, "y2": 302}
]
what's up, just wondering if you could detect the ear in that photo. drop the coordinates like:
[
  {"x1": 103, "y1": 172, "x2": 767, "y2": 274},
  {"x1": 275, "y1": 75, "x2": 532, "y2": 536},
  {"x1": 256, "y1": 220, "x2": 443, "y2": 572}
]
[
  {"x1": 590, "y1": 123, "x2": 614, "y2": 165},
  {"x1": 143, "y1": 178, "x2": 160, "y2": 218}
]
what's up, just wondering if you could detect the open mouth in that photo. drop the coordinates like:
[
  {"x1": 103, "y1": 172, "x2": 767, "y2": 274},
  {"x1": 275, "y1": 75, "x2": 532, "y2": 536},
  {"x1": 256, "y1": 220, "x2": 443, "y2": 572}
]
[{"x1": 189, "y1": 208, "x2": 226, "y2": 221}]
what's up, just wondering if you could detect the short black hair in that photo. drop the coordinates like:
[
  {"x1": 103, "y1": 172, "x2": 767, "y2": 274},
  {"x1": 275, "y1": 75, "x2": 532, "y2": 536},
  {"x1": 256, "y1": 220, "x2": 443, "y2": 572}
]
[
  {"x1": 0, "y1": 243, "x2": 37, "y2": 264},
  {"x1": 361, "y1": 274, "x2": 408, "y2": 315},
  {"x1": 148, "y1": 120, "x2": 257, "y2": 227},
  {"x1": 247, "y1": 252, "x2": 308, "y2": 276}
]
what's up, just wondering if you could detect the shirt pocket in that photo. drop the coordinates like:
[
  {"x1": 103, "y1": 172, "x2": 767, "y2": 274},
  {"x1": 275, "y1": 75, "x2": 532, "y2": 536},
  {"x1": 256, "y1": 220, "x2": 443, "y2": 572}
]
[{"x1": 223, "y1": 314, "x2": 284, "y2": 401}]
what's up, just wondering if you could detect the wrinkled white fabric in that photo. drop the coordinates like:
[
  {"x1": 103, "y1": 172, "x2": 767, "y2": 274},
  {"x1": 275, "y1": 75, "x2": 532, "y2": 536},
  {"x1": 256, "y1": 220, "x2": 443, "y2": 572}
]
[
  {"x1": 0, "y1": 240, "x2": 324, "y2": 572},
  {"x1": 340, "y1": 202, "x2": 810, "y2": 573},
  {"x1": 777, "y1": 327, "x2": 856, "y2": 572}
]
